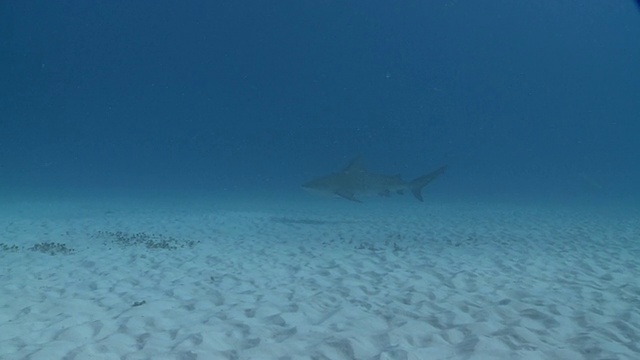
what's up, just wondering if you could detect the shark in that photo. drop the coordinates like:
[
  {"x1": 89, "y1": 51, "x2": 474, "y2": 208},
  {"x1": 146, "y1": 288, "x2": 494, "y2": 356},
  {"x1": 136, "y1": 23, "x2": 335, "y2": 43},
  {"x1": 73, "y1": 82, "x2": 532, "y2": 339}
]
[{"x1": 302, "y1": 157, "x2": 447, "y2": 202}]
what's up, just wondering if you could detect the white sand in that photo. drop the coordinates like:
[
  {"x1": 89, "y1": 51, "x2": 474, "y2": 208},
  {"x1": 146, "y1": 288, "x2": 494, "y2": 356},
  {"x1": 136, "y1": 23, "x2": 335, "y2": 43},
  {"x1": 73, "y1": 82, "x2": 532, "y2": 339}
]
[{"x1": 1, "y1": 197, "x2": 639, "y2": 359}]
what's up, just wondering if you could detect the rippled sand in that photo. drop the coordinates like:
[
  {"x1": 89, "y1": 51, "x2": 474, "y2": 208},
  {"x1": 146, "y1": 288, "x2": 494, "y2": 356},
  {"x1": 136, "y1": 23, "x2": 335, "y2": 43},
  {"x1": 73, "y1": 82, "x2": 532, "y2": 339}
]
[{"x1": 1, "y1": 197, "x2": 638, "y2": 359}]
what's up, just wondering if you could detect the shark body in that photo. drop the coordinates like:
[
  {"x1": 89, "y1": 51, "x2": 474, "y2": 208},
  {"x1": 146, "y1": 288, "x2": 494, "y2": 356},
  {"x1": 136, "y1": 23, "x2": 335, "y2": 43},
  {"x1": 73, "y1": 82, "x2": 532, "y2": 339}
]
[{"x1": 303, "y1": 157, "x2": 446, "y2": 202}]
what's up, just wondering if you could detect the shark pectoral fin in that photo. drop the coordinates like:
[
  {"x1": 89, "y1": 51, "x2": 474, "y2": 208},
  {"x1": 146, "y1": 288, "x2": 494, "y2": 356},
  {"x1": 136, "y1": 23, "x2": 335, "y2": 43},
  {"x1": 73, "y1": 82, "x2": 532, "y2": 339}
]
[
  {"x1": 410, "y1": 165, "x2": 447, "y2": 201},
  {"x1": 335, "y1": 190, "x2": 361, "y2": 203}
]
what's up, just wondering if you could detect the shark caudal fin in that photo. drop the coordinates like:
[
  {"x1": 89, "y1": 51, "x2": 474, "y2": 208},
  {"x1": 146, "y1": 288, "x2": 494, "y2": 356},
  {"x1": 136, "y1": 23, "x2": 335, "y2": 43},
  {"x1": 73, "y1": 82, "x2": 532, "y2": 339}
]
[{"x1": 409, "y1": 166, "x2": 447, "y2": 201}]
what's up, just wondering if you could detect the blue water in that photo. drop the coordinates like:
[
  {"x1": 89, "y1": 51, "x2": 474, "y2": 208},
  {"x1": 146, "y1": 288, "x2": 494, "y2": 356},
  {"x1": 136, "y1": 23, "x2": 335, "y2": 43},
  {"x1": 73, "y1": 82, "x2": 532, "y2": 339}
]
[{"x1": 1, "y1": 1, "x2": 639, "y2": 205}]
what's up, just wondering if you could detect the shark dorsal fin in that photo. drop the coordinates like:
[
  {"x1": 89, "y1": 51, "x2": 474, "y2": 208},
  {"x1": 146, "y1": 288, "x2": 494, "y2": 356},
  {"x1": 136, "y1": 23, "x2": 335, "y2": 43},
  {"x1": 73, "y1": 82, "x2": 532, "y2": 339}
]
[{"x1": 343, "y1": 156, "x2": 366, "y2": 174}]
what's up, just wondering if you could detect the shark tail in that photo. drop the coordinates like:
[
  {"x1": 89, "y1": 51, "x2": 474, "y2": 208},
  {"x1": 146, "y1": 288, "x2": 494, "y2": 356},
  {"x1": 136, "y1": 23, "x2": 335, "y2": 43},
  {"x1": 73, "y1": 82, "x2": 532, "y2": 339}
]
[{"x1": 410, "y1": 165, "x2": 447, "y2": 201}]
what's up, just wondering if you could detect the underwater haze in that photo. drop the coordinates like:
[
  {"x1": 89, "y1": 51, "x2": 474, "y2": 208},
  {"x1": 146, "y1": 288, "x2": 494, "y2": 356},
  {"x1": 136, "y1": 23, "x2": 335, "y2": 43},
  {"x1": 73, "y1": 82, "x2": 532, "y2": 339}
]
[
  {"x1": 1, "y1": 1, "x2": 639, "y2": 205},
  {"x1": 3, "y1": 2, "x2": 640, "y2": 359}
]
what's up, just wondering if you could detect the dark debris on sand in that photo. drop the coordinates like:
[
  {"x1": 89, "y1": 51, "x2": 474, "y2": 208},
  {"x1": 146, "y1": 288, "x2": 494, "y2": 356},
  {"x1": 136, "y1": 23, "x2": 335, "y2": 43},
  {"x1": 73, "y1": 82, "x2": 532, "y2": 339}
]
[
  {"x1": 95, "y1": 231, "x2": 200, "y2": 250},
  {"x1": 0, "y1": 243, "x2": 21, "y2": 252},
  {"x1": 28, "y1": 242, "x2": 76, "y2": 255},
  {"x1": 1, "y1": 231, "x2": 200, "y2": 256},
  {"x1": 1, "y1": 242, "x2": 75, "y2": 255}
]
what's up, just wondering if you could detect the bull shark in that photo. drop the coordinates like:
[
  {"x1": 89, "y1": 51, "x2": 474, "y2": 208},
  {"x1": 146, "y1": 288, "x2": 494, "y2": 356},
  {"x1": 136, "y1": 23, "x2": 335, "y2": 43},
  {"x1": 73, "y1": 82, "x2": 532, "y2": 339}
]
[{"x1": 302, "y1": 157, "x2": 446, "y2": 202}]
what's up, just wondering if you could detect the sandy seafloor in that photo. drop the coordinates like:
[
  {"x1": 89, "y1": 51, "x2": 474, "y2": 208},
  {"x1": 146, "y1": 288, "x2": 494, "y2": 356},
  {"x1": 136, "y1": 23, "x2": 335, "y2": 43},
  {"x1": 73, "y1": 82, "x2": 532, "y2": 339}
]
[{"x1": 0, "y1": 194, "x2": 639, "y2": 360}]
